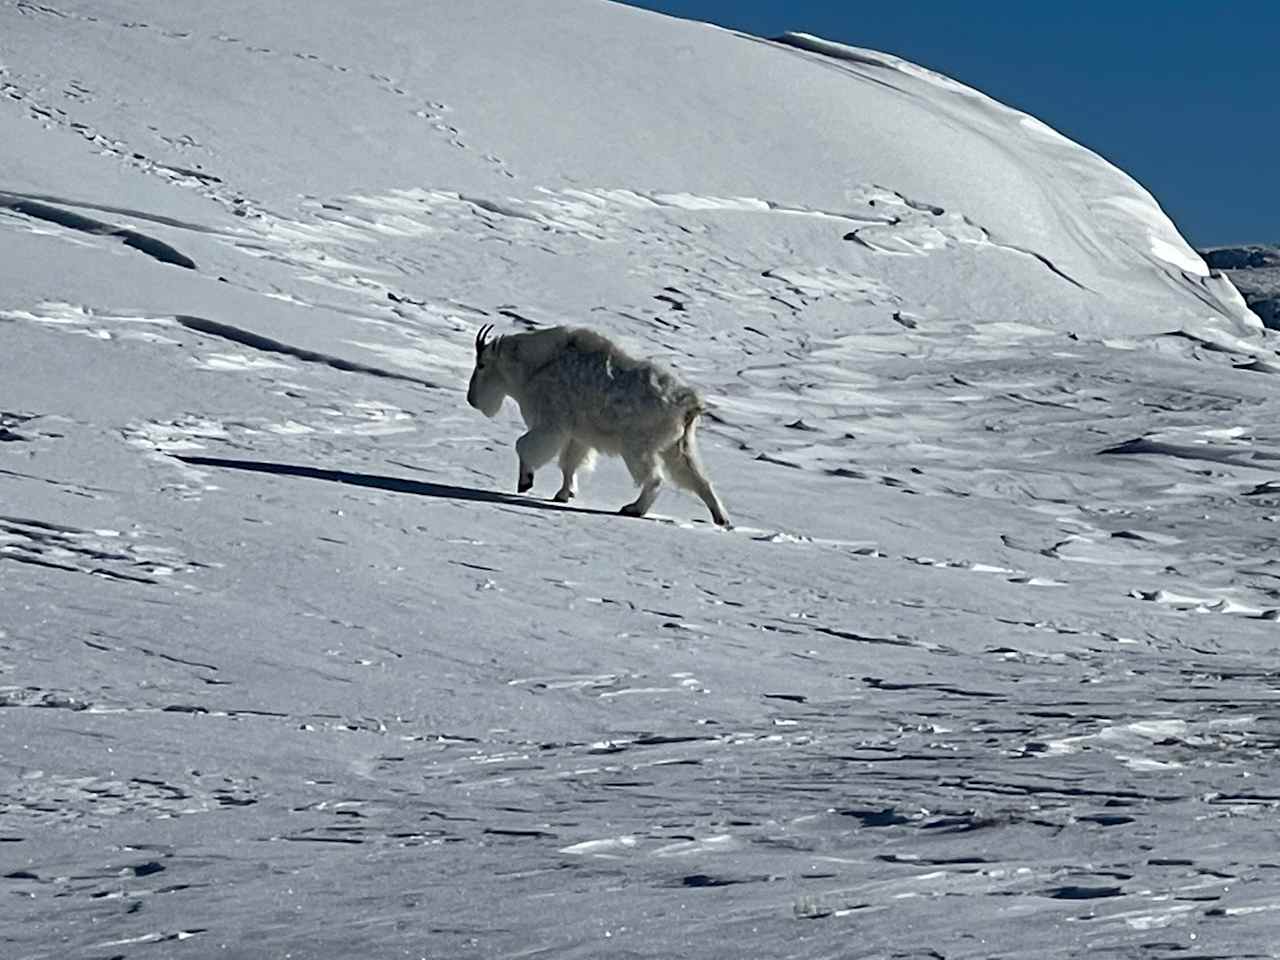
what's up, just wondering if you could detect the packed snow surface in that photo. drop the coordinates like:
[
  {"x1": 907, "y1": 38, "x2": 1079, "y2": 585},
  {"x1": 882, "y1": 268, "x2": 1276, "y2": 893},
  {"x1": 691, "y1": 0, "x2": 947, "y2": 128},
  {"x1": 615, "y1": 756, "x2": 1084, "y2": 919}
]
[{"x1": 3, "y1": 1, "x2": 1280, "y2": 957}]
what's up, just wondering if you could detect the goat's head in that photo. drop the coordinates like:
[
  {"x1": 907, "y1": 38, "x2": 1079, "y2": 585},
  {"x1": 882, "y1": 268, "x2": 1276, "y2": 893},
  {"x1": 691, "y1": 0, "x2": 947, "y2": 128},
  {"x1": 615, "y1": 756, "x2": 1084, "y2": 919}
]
[{"x1": 466, "y1": 323, "x2": 506, "y2": 417}]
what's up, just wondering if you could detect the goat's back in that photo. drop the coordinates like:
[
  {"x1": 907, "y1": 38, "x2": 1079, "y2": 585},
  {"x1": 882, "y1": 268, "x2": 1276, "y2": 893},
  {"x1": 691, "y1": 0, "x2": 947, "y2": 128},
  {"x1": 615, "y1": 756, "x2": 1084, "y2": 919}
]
[{"x1": 511, "y1": 327, "x2": 702, "y2": 440}]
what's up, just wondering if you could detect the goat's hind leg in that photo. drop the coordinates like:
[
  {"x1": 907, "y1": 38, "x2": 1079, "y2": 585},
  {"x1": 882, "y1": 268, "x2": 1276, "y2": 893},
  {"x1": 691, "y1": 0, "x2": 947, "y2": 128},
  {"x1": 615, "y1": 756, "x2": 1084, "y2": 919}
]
[
  {"x1": 661, "y1": 439, "x2": 731, "y2": 527},
  {"x1": 514, "y1": 427, "x2": 567, "y2": 494},
  {"x1": 553, "y1": 438, "x2": 591, "y2": 503}
]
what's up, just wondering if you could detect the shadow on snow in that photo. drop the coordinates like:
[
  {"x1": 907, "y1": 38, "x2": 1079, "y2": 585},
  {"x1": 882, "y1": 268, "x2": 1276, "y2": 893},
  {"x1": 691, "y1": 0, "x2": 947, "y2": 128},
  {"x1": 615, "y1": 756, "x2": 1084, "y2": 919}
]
[{"x1": 176, "y1": 455, "x2": 626, "y2": 519}]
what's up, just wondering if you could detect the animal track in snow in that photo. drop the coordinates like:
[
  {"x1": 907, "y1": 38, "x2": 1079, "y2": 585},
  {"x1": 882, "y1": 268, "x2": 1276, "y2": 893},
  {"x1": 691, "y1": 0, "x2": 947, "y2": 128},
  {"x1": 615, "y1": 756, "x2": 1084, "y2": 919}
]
[
  {"x1": 0, "y1": 74, "x2": 236, "y2": 208},
  {"x1": 5, "y1": 7, "x2": 481, "y2": 193},
  {"x1": 14, "y1": 2, "x2": 75, "y2": 19}
]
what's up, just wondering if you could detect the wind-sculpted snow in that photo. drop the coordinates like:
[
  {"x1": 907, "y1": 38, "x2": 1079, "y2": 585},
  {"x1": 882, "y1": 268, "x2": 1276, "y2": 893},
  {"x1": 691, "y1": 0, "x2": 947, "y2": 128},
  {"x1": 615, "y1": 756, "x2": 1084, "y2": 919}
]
[
  {"x1": 0, "y1": 192, "x2": 197, "y2": 269},
  {"x1": 3, "y1": 2, "x2": 1280, "y2": 958},
  {"x1": 770, "y1": 33, "x2": 1230, "y2": 295}
]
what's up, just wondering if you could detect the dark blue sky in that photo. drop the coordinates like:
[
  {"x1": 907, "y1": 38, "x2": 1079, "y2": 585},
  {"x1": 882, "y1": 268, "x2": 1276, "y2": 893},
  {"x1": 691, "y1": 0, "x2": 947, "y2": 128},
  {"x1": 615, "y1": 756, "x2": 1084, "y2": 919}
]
[{"x1": 622, "y1": 1, "x2": 1276, "y2": 247}]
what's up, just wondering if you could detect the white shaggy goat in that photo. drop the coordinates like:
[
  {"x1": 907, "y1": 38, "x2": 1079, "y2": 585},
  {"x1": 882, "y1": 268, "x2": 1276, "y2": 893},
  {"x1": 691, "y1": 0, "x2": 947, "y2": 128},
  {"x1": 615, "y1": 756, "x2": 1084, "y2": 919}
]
[{"x1": 466, "y1": 324, "x2": 730, "y2": 526}]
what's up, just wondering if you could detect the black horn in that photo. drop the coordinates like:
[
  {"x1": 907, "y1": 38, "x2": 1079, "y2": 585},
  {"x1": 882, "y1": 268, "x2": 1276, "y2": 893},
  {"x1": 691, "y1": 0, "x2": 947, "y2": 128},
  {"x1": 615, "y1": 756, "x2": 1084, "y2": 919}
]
[{"x1": 475, "y1": 323, "x2": 495, "y2": 354}]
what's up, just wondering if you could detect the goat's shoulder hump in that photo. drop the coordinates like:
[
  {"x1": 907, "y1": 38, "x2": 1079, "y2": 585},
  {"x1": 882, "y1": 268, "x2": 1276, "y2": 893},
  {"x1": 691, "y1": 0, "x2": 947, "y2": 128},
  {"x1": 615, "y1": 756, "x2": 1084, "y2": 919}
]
[{"x1": 567, "y1": 327, "x2": 644, "y2": 363}]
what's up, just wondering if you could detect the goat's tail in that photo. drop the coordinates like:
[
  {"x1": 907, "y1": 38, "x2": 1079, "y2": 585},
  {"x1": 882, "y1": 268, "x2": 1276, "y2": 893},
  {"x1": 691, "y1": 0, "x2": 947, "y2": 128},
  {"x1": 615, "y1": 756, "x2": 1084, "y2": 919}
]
[{"x1": 678, "y1": 400, "x2": 705, "y2": 456}]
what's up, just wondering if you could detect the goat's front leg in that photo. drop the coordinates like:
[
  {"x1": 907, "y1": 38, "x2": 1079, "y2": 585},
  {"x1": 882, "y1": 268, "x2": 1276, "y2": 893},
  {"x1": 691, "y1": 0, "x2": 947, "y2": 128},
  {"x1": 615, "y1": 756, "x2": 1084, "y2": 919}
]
[
  {"x1": 553, "y1": 439, "x2": 590, "y2": 502},
  {"x1": 514, "y1": 427, "x2": 567, "y2": 494},
  {"x1": 619, "y1": 449, "x2": 662, "y2": 517}
]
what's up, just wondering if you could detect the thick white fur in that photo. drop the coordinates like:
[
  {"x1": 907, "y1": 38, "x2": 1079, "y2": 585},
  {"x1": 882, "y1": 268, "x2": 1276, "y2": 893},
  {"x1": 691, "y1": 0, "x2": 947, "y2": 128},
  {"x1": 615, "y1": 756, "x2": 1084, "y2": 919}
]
[{"x1": 467, "y1": 325, "x2": 730, "y2": 526}]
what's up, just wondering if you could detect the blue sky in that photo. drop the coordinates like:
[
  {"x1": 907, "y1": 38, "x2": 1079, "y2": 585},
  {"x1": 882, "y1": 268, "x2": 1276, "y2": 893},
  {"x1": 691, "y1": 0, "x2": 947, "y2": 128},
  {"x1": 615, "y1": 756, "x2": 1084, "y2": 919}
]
[{"x1": 621, "y1": 1, "x2": 1276, "y2": 247}]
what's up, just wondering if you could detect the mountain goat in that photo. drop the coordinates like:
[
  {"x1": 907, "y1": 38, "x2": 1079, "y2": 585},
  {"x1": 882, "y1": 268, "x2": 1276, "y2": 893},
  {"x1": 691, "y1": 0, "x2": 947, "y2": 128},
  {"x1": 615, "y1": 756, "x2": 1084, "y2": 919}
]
[{"x1": 466, "y1": 324, "x2": 730, "y2": 526}]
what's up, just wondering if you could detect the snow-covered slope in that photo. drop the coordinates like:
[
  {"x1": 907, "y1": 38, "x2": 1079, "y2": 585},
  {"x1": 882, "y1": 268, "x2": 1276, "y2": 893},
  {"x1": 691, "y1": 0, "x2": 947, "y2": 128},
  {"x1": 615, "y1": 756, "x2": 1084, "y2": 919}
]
[{"x1": 4, "y1": 2, "x2": 1280, "y2": 957}]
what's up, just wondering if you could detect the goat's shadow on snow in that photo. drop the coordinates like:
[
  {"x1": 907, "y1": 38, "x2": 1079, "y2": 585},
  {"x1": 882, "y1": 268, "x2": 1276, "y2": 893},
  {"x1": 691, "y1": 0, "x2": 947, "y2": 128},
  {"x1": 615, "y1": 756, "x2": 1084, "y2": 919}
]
[{"x1": 176, "y1": 455, "x2": 629, "y2": 520}]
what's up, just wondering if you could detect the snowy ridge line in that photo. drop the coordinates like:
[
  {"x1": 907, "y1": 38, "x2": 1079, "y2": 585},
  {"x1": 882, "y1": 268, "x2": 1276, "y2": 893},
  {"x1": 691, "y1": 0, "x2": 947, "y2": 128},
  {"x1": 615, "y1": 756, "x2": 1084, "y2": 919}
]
[
  {"x1": 0, "y1": 192, "x2": 196, "y2": 269},
  {"x1": 172, "y1": 316, "x2": 439, "y2": 388},
  {"x1": 765, "y1": 31, "x2": 1259, "y2": 333},
  {"x1": 770, "y1": 32, "x2": 992, "y2": 100}
]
